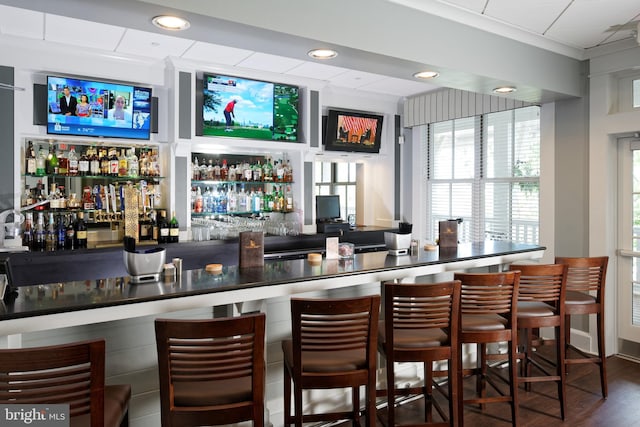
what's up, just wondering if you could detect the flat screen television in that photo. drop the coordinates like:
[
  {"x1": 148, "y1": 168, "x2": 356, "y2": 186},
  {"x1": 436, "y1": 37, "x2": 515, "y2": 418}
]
[
  {"x1": 324, "y1": 109, "x2": 383, "y2": 153},
  {"x1": 198, "y1": 73, "x2": 300, "y2": 142},
  {"x1": 316, "y1": 195, "x2": 341, "y2": 222},
  {"x1": 46, "y1": 75, "x2": 152, "y2": 140}
]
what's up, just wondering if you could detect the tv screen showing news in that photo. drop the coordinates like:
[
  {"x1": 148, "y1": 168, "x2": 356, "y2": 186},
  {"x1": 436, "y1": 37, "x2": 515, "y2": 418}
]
[
  {"x1": 46, "y1": 75, "x2": 152, "y2": 140},
  {"x1": 199, "y1": 73, "x2": 300, "y2": 142},
  {"x1": 324, "y1": 109, "x2": 383, "y2": 153}
]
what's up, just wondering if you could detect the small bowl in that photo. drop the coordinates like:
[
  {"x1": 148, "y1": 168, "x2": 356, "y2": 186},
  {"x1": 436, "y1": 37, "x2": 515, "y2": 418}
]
[{"x1": 339, "y1": 242, "x2": 355, "y2": 259}]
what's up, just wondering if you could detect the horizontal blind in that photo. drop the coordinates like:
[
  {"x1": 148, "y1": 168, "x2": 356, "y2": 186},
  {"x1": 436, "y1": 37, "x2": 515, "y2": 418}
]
[
  {"x1": 426, "y1": 106, "x2": 540, "y2": 245},
  {"x1": 484, "y1": 106, "x2": 540, "y2": 243}
]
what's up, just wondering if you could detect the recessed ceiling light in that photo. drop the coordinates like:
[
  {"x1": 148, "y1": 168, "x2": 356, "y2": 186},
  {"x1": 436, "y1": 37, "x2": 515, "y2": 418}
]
[
  {"x1": 152, "y1": 15, "x2": 190, "y2": 31},
  {"x1": 308, "y1": 49, "x2": 338, "y2": 60},
  {"x1": 493, "y1": 86, "x2": 517, "y2": 94},
  {"x1": 413, "y1": 71, "x2": 440, "y2": 80}
]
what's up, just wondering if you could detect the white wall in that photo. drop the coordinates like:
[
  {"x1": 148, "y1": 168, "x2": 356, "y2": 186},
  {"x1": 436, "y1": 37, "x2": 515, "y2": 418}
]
[{"x1": 588, "y1": 44, "x2": 640, "y2": 356}]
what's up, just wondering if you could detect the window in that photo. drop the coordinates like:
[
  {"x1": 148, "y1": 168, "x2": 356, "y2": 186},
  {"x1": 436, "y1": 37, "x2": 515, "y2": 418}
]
[
  {"x1": 634, "y1": 79, "x2": 640, "y2": 109},
  {"x1": 426, "y1": 106, "x2": 540, "y2": 244},
  {"x1": 315, "y1": 162, "x2": 357, "y2": 220}
]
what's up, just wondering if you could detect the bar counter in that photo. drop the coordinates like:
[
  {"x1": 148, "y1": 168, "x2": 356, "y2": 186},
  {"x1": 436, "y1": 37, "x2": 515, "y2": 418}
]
[{"x1": 0, "y1": 241, "x2": 544, "y2": 337}]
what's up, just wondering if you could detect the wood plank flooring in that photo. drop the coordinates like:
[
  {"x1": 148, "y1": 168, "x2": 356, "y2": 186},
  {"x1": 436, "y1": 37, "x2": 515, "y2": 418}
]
[{"x1": 335, "y1": 352, "x2": 640, "y2": 427}]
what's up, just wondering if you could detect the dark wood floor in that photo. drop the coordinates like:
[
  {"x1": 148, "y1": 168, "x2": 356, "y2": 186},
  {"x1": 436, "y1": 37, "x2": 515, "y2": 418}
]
[{"x1": 336, "y1": 351, "x2": 640, "y2": 426}]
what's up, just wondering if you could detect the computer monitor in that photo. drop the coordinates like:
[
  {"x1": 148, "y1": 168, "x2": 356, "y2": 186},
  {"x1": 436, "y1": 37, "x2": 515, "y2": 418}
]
[{"x1": 315, "y1": 195, "x2": 340, "y2": 222}]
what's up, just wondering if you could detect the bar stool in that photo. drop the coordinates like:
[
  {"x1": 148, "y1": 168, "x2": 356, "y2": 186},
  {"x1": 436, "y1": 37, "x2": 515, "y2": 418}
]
[
  {"x1": 454, "y1": 271, "x2": 520, "y2": 427},
  {"x1": 154, "y1": 312, "x2": 266, "y2": 427},
  {"x1": 282, "y1": 295, "x2": 380, "y2": 426},
  {"x1": 509, "y1": 263, "x2": 568, "y2": 419},
  {"x1": 0, "y1": 339, "x2": 131, "y2": 427},
  {"x1": 555, "y1": 256, "x2": 609, "y2": 398},
  {"x1": 378, "y1": 280, "x2": 461, "y2": 427}
]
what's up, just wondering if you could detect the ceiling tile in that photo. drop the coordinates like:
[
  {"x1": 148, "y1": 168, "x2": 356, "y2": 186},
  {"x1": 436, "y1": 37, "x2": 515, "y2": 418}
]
[
  {"x1": 483, "y1": 0, "x2": 572, "y2": 34},
  {"x1": 0, "y1": 5, "x2": 43, "y2": 40},
  {"x1": 181, "y1": 41, "x2": 253, "y2": 66},
  {"x1": 285, "y1": 61, "x2": 350, "y2": 80},
  {"x1": 236, "y1": 52, "x2": 305, "y2": 74},
  {"x1": 330, "y1": 70, "x2": 393, "y2": 89},
  {"x1": 117, "y1": 28, "x2": 193, "y2": 59},
  {"x1": 45, "y1": 14, "x2": 124, "y2": 51},
  {"x1": 544, "y1": 0, "x2": 640, "y2": 48},
  {"x1": 358, "y1": 76, "x2": 440, "y2": 97}
]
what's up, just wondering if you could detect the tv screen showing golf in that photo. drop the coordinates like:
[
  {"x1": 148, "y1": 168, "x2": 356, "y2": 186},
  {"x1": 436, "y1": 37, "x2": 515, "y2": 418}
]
[{"x1": 198, "y1": 73, "x2": 300, "y2": 142}]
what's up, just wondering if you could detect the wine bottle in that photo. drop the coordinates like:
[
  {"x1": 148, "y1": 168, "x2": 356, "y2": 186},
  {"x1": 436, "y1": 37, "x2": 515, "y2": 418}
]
[
  {"x1": 169, "y1": 211, "x2": 179, "y2": 243},
  {"x1": 65, "y1": 214, "x2": 75, "y2": 250},
  {"x1": 22, "y1": 212, "x2": 33, "y2": 250},
  {"x1": 158, "y1": 210, "x2": 169, "y2": 244},
  {"x1": 74, "y1": 211, "x2": 88, "y2": 249},
  {"x1": 45, "y1": 212, "x2": 56, "y2": 252}
]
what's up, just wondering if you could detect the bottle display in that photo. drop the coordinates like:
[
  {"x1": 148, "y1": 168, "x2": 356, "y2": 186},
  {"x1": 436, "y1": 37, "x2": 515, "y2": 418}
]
[
  {"x1": 21, "y1": 139, "x2": 165, "y2": 250},
  {"x1": 190, "y1": 153, "x2": 295, "y2": 216}
]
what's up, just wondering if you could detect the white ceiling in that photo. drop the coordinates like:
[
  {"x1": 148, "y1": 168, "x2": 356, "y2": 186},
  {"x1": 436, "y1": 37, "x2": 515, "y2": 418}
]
[{"x1": 0, "y1": 0, "x2": 638, "y2": 100}]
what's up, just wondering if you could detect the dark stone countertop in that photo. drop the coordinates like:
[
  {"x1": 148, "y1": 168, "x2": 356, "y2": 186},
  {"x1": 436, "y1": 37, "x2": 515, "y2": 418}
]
[{"x1": 0, "y1": 241, "x2": 545, "y2": 323}]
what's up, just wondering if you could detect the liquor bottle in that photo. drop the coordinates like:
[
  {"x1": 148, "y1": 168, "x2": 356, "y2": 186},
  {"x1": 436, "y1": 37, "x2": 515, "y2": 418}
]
[
  {"x1": 65, "y1": 214, "x2": 76, "y2": 250},
  {"x1": 263, "y1": 158, "x2": 273, "y2": 182},
  {"x1": 213, "y1": 160, "x2": 221, "y2": 180},
  {"x1": 127, "y1": 149, "x2": 139, "y2": 177},
  {"x1": 78, "y1": 148, "x2": 90, "y2": 176},
  {"x1": 118, "y1": 149, "x2": 128, "y2": 177},
  {"x1": 220, "y1": 159, "x2": 228, "y2": 181},
  {"x1": 46, "y1": 144, "x2": 59, "y2": 175},
  {"x1": 228, "y1": 163, "x2": 236, "y2": 181},
  {"x1": 109, "y1": 149, "x2": 119, "y2": 177},
  {"x1": 139, "y1": 149, "x2": 148, "y2": 177},
  {"x1": 275, "y1": 160, "x2": 285, "y2": 182},
  {"x1": 149, "y1": 148, "x2": 159, "y2": 177},
  {"x1": 194, "y1": 187, "x2": 203, "y2": 213},
  {"x1": 157, "y1": 210, "x2": 169, "y2": 244},
  {"x1": 34, "y1": 212, "x2": 45, "y2": 252},
  {"x1": 138, "y1": 213, "x2": 151, "y2": 241},
  {"x1": 169, "y1": 211, "x2": 179, "y2": 243},
  {"x1": 25, "y1": 141, "x2": 37, "y2": 175},
  {"x1": 22, "y1": 212, "x2": 33, "y2": 250},
  {"x1": 100, "y1": 148, "x2": 110, "y2": 176},
  {"x1": 56, "y1": 214, "x2": 66, "y2": 250},
  {"x1": 74, "y1": 211, "x2": 88, "y2": 249},
  {"x1": 67, "y1": 146, "x2": 79, "y2": 176},
  {"x1": 90, "y1": 148, "x2": 101, "y2": 176},
  {"x1": 227, "y1": 185, "x2": 238, "y2": 213},
  {"x1": 45, "y1": 212, "x2": 56, "y2": 252},
  {"x1": 285, "y1": 185, "x2": 294, "y2": 212},
  {"x1": 252, "y1": 160, "x2": 262, "y2": 182},
  {"x1": 150, "y1": 210, "x2": 159, "y2": 242},
  {"x1": 57, "y1": 148, "x2": 68, "y2": 176},
  {"x1": 36, "y1": 149, "x2": 46, "y2": 177},
  {"x1": 263, "y1": 188, "x2": 273, "y2": 212}
]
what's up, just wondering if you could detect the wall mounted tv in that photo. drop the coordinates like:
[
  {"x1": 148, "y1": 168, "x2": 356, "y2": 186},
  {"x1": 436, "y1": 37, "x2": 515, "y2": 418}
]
[
  {"x1": 197, "y1": 73, "x2": 300, "y2": 142},
  {"x1": 46, "y1": 75, "x2": 152, "y2": 140},
  {"x1": 324, "y1": 109, "x2": 383, "y2": 153}
]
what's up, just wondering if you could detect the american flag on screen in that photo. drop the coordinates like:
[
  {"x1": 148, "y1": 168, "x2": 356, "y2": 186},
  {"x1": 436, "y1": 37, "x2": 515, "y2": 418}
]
[{"x1": 339, "y1": 114, "x2": 377, "y2": 144}]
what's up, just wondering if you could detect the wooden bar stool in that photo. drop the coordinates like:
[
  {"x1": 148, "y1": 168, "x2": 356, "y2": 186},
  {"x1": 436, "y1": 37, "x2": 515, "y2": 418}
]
[
  {"x1": 0, "y1": 339, "x2": 131, "y2": 427},
  {"x1": 154, "y1": 312, "x2": 266, "y2": 427},
  {"x1": 378, "y1": 280, "x2": 461, "y2": 427},
  {"x1": 282, "y1": 295, "x2": 380, "y2": 426},
  {"x1": 509, "y1": 263, "x2": 568, "y2": 419},
  {"x1": 454, "y1": 271, "x2": 520, "y2": 427},
  {"x1": 555, "y1": 256, "x2": 609, "y2": 398}
]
